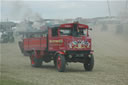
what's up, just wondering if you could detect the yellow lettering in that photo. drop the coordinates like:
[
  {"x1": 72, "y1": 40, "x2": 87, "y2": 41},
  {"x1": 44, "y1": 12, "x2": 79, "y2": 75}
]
[{"x1": 49, "y1": 40, "x2": 63, "y2": 43}]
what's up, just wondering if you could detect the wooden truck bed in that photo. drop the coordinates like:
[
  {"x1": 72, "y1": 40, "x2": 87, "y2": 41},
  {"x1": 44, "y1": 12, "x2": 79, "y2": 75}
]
[{"x1": 23, "y1": 37, "x2": 47, "y2": 51}]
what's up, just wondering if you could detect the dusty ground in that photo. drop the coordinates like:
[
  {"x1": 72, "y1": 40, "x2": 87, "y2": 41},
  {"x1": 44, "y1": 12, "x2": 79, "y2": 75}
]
[{"x1": 0, "y1": 26, "x2": 128, "y2": 85}]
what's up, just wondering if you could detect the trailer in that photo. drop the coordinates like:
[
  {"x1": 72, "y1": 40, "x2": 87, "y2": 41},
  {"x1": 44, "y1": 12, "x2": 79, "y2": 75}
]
[{"x1": 19, "y1": 22, "x2": 94, "y2": 72}]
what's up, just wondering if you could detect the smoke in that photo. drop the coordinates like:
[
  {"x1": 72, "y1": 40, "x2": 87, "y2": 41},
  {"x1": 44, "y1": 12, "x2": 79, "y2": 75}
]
[
  {"x1": 6, "y1": 0, "x2": 45, "y2": 32},
  {"x1": 9, "y1": 0, "x2": 43, "y2": 21},
  {"x1": 10, "y1": 0, "x2": 25, "y2": 19}
]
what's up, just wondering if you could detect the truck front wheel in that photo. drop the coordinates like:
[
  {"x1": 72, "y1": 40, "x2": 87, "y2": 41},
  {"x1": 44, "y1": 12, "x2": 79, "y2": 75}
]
[
  {"x1": 56, "y1": 54, "x2": 66, "y2": 72},
  {"x1": 30, "y1": 52, "x2": 42, "y2": 67},
  {"x1": 84, "y1": 54, "x2": 94, "y2": 71}
]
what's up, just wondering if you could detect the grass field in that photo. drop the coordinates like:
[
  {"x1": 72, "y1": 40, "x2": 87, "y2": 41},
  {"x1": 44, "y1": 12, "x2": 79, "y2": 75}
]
[
  {"x1": 0, "y1": 27, "x2": 128, "y2": 85},
  {"x1": 0, "y1": 76, "x2": 33, "y2": 85}
]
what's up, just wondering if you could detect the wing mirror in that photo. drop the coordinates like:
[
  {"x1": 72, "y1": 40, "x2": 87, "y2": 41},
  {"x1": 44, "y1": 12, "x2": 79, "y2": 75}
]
[{"x1": 89, "y1": 28, "x2": 92, "y2": 30}]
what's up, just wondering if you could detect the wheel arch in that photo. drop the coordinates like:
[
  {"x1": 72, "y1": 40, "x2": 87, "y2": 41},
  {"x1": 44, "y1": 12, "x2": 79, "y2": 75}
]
[{"x1": 54, "y1": 51, "x2": 65, "y2": 59}]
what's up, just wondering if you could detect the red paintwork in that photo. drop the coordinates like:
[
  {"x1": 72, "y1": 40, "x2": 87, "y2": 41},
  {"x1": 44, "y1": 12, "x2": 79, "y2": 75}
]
[
  {"x1": 57, "y1": 51, "x2": 65, "y2": 55},
  {"x1": 48, "y1": 36, "x2": 91, "y2": 51},
  {"x1": 60, "y1": 23, "x2": 88, "y2": 28},
  {"x1": 31, "y1": 55, "x2": 35, "y2": 65},
  {"x1": 24, "y1": 37, "x2": 47, "y2": 51}
]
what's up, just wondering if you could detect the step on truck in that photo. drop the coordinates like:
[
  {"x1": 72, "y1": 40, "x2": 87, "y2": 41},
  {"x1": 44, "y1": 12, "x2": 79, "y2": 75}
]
[{"x1": 19, "y1": 22, "x2": 94, "y2": 72}]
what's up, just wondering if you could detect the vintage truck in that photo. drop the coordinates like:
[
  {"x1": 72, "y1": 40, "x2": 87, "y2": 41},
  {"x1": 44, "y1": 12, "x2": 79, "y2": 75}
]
[{"x1": 19, "y1": 22, "x2": 94, "y2": 72}]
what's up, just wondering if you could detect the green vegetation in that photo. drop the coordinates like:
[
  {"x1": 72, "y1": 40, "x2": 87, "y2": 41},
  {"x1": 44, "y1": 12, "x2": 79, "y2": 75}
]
[{"x1": 0, "y1": 76, "x2": 33, "y2": 85}]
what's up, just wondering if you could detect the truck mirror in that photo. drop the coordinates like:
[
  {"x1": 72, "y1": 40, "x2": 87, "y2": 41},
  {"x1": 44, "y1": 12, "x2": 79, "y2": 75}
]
[{"x1": 89, "y1": 28, "x2": 92, "y2": 30}]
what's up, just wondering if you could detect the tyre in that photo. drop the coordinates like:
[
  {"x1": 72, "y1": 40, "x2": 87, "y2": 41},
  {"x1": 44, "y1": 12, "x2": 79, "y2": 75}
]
[
  {"x1": 56, "y1": 54, "x2": 66, "y2": 72},
  {"x1": 84, "y1": 54, "x2": 94, "y2": 71},
  {"x1": 30, "y1": 52, "x2": 42, "y2": 67}
]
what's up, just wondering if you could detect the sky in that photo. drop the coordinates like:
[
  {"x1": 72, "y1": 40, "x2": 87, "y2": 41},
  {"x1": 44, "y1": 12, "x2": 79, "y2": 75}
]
[{"x1": 0, "y1": 0, "x2": 127, "y2": 21}]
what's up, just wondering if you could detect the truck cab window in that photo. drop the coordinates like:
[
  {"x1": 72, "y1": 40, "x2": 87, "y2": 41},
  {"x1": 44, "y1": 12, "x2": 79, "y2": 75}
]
[
  {"x1": 52, "y1": 27, "x2": 58, "y2": 37},
  {"x1": 79, "y1": 28, "x2": 87, "y2": 36},
  {"x1": 60, "y1": 28, "x2": 71, "y2": 36}
]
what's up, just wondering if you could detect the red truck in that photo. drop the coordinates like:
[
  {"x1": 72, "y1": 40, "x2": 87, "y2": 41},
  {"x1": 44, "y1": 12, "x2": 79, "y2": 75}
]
[{"x1": 19, "y1": 22, "x2": 94, "y2": 72}]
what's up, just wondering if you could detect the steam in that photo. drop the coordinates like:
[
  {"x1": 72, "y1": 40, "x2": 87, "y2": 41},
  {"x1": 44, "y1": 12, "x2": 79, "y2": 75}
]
[
  {"x1": 10, "y1": 0, "x2": 25, "y2": 20},
  {"x1": 8, "y1": 0, "x2": 45, "y2": 32},
  {"x1": 9, "y1": 0, "x2": 43, "y2": 21}
]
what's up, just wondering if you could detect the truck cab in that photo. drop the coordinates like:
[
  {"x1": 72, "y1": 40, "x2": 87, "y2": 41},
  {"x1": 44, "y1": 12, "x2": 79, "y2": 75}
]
[{"x1": 48, "y1": 22, "x2": 91, "y2": 51}]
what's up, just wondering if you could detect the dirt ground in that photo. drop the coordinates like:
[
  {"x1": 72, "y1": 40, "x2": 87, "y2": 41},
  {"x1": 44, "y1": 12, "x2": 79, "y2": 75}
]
[{"x1": 0, "y1": 26, "x2": 128, "y2": 85}]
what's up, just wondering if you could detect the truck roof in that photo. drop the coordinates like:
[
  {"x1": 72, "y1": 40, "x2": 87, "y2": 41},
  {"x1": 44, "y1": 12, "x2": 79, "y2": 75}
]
[{"x1": 48, "y1": 22, "x2": 89, "y2": 29}]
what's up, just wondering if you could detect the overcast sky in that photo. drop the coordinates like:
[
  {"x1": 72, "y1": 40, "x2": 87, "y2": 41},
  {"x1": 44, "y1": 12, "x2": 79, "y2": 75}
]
[{"x1": 1, "y1": 0, "x2": 127, "y2": 21}]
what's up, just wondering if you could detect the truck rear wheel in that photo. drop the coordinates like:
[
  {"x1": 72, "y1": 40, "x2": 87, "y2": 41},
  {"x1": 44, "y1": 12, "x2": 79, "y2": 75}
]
[
  {"x1": 56, "y1": 54, "x2": 66, "y2": 72},
  {"x1": 30, "y1": 52, "x2": 42, "y2": 67},
  {"x1": 84, "y1": 54, "x2": 94, "y2": 71}
]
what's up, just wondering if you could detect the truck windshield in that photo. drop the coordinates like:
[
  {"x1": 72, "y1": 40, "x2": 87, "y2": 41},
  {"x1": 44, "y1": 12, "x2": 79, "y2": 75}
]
[
  {"x1": 78, "y1": 28, "x2": 87, "y2": 36},
  {"x1": 60, "y1": 28, "x2": 87, "y2": 36},
  {"x1": 60, "y1": 28, "x2": 71, "y2": 36}
]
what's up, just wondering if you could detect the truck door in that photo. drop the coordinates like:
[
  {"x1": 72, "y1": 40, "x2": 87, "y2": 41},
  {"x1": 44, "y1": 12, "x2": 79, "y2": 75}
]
[{"x1": 48, "y1": 27, "x2": 64, "y2": 51}]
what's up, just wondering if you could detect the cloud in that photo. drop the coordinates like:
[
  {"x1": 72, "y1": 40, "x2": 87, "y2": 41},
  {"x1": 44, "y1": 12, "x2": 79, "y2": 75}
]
[
  {"x1": 58, "y1": 2, "x2": 87, "y2": 9},
  {"x1": 1, "y1": 0, "x2": 126, "y2": 20}
]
